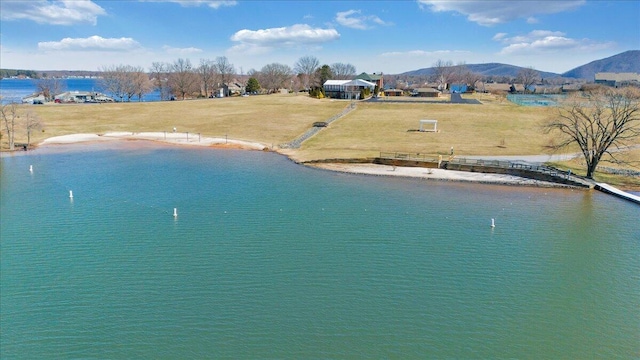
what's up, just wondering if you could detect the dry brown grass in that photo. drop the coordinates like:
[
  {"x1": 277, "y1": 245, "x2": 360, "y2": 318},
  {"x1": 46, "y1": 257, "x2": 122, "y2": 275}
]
[
  {"x1": 15, "y1": 93, "x2": 348, "y2": 147},
  {"x1": 294, "y1": 96, "x2": 557, "y2": 161}
]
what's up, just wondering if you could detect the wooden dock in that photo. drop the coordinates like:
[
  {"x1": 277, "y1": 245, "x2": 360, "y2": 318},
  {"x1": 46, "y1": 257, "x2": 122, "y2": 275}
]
[{"x1": 595, "y1": 183, "x2": 640, "y2": 205}]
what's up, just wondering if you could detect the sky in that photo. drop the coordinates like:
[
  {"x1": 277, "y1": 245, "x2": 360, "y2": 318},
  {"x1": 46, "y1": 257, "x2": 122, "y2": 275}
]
[{"x1": 0, "y1": 0, "x2": 638, "y2": 75}]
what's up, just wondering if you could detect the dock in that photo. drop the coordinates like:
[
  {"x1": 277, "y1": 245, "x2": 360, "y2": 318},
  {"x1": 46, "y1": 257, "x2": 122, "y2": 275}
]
[{"x1": 595, "y1": 183, "x2": 640, "y2": 205}]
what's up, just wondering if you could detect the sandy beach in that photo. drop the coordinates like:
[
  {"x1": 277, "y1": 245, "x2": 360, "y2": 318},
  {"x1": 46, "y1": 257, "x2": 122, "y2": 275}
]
[
  {"x1": 310, "y1": 163, "x2": 564, "y2": 187},
  {"x1": 40, "y1": 132, "x2": 270, "y2": 150},
  {"x1": 31, "y1": 132, "x2": 572, "y2": 188}
]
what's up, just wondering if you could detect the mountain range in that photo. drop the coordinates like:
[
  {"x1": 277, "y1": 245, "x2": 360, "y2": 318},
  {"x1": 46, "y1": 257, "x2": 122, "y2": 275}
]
[{"x1": 400, "y1": 50, "x2": 640, "y2": 80}]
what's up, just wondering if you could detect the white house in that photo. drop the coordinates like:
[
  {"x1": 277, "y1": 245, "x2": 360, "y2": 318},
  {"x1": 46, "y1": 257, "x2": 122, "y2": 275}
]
[
  {"x1": 54, "y1": 91, "x2": 113, "y2": 103},
  {"x1": 323, "y1": 79, "x2": 376, "y2": 99}
]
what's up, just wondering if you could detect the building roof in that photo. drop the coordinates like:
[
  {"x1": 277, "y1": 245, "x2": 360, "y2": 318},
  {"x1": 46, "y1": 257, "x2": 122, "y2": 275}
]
[
  {"x1": 594, "y1": 72, "x2": 640, "y2": 82},
  {"x1": 354, "y1": 72, "x2": 383, "y2": 81},
  {"x1": 323, "y1": 79, "x2": 376, "y2": 88},
  {"x1": 324, "y1": 80, "x2": 350, "y2": 86},
  {"x1": 415, "y1": 88, "x2": 440, "y2": 93}
]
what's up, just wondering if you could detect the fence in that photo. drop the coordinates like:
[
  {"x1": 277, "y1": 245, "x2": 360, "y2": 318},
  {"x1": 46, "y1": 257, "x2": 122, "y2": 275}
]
[
  {"x1": 378, "y1": 152, "x2": 439, "y2": 163},
  {"x1": 448, "y1": 157, "x2": 567, "y2": 177},
  {"x1": 506, "y1": 94, "x2": 566, "y2": 107}
]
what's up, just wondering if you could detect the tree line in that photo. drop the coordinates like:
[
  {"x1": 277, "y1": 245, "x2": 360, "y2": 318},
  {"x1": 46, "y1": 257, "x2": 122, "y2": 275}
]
[
  {"x1": 38, "y1": 56, "x2": 361, "y2": 102},
  {"x1": 21, "y1": 55, "x2": 550, "y2": 103}
]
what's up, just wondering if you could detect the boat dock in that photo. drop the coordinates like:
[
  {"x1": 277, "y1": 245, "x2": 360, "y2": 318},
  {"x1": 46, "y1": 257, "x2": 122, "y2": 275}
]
[{"x1": 595, "y1": 183, "x2": 640, "y2": 205}]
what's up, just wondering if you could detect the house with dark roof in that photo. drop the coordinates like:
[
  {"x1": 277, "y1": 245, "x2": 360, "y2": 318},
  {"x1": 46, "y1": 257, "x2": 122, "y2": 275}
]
[{"x1": 354, "y1": 73, "x2": 383, "y2": 93}]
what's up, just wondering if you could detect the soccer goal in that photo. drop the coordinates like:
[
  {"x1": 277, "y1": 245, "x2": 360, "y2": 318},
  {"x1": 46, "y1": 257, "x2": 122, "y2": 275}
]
[{"x1": 419, "y1": 119, "x2": 437, "y2": 132}]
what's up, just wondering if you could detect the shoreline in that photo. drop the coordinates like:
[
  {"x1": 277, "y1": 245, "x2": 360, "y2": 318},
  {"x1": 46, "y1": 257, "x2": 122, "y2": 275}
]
[{"x1": 8, "y1": 132, "x2": 579, "y2": 189}]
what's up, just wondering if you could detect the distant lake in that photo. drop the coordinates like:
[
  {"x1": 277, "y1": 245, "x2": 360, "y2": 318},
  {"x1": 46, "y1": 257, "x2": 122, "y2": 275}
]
[
  {"x1": 1, "y1": 142, "x2": 638, "y2": 359},
  {"x1": 0, "y1": 78, "x2": 161, "y2": 104}
]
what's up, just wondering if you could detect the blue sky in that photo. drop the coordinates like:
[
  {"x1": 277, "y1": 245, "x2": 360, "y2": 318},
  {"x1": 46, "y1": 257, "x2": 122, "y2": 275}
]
[{"x1": 0, "y1": 0, "x2": 638, "y2": 74}]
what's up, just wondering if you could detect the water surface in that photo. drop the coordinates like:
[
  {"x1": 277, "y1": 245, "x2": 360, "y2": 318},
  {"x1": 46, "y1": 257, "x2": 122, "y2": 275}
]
[{"x1": 1, "y1": 143, "x2": 638, "y2": 359}]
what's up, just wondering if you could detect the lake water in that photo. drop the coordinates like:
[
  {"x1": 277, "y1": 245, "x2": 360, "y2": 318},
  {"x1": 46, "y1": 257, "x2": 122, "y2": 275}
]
[
  {"x1": 1, "y1": 142, "x2": 639, "y2": 359},
  {"x1": 0, "y1": 78, "x2": 161, "y2": 104}
]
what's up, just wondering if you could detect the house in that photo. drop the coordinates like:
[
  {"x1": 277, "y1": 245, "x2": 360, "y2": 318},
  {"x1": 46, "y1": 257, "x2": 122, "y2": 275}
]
[
  {"x1": 594, "y1": 72, "x2": 640, "y2": 87},
  {"x1": 22, "y1": 92, "x2": 46, "y2": 104},
  {"x1": 411, "y1": 88, "x2": 441, "y2": 97},
  {"x1": 354, "y1": 73, "x2": 384, "y2": 93},
  {"x1": 218, "y1": 81, "x2": 245, "y2": 97},
  {"x1": 323, "y1": 79, "x2": 376, "y2": 99},
  {"x1": 383, "y1": 89, "x2": 403, "y2": 97},
  {"x1": 54, "y1": 91, "x2": 113, "y2": 103}
]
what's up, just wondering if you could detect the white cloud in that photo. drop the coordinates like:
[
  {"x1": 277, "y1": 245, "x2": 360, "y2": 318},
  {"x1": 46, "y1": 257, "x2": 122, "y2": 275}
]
[
  {"x1": 418, "y1": 0, "x2": 585, "y2": 26},
  {"x1": 229, "y1": 24, "x2": 340, "y2": 54},
  {"x1": 526, "y1": 17, "x2": 539, "y2": 24},
  {"x1": 38, "y1": 36, "x2": 141, "y2": 51},
  {"x1": 494, "y1": 30, "x2": 615, "y2": 55},
  {"x1": 492, "y1": 33, "x2": 507, "y2": 41},
  {"x1": 162, "y1": 45, "x2": 203, "y2": 54},
  {"x1": 0, "y1": 0, "x2": 106, "y2": 25},
  {"x1": 141, "y1": 0, "x2": 237, "y2": 9},
  {"x1": 335, "y1": 9, "x2": 391, "y2": 30}
]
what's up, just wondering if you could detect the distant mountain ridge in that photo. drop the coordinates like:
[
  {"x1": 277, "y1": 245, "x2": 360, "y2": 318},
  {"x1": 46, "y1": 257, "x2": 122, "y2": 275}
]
[
  {"x1": 400, "y1": 50, "x2": 640, "y2": 80},
  {"x1": 561, "y1": 50, "x2": 640, "y2": 79},
  {"x1": 402, "y1": 63, "x2": 561, "y2": 79}
]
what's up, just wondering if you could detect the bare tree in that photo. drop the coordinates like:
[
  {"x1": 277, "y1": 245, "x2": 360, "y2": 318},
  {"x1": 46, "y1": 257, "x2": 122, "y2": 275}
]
[
  {"x1": 294, "y1": 55, "x2": 320, "y2": 91},
  {"x1": 100, "y1": 65, "x2": 129, "y2": 102},
  {"x1": 99, "y1": 65, "x2": 150, "y2": 102},
  {"x1": 36, "y1": 78, "x2": 65, "y2": 101},
  {"x1": 132, "y1": 70, "x2": 153, "y2": 102},
  {"x1": 150, "y1": 62, "x2": 171, "y2": 100},
  {"x1": 25, "y1": 110, "x2": 42, "y2": 147},
  {"x1": 433, "y1": 59, "x2": 455, "y2": 91},
  {"x1": 1, "y1": 102, "x2": 19, "y2": 150},
  {"x1": 215, "y1": 56, "x2": 235, "y2": 96},
  {"x1": 330, "y1": 63, "x2": 356, "y2": 80},
  {"x1": 257, "y1": 63, "x2": 292, "y2": 93},
  {"x1": 168, "y1": 58, "x2": 198, "y2": 100},
  {"x1": 544, "y1": 87, "x2": 640, "y2": 179},
  {"x1": 197, "y1": 59, "x2": 217, "y2": 98},
  {"x1": 517, "y1": 67, "x2": 540, "y2": 93},
  {"x1": 457, "y1": 66, "x2": 483, "y2": 92}
]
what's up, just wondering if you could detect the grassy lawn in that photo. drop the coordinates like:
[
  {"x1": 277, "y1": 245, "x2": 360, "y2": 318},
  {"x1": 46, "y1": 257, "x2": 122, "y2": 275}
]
[
  {"x1": 15, "y1": 93, "x2": 349, "y2": 147},
  {"x1": 294, "y1": 96, "x2": 557, "y2": 161},
  {"x1": 4, "y1": 92, "x2": 638, "y2": 189}
]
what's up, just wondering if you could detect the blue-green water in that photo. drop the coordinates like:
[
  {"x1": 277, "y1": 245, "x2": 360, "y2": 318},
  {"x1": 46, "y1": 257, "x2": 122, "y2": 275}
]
[{"x1": 1, "y1": 143, "x2": 639, "y2": 359}]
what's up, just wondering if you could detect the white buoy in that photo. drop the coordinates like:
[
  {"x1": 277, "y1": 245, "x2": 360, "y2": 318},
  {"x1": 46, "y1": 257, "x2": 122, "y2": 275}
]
[
  {"x1": 69, "y1": 190, "x2": 73, "y2": 199},
  {"x1": 491, "y1": 218, "x2": 495, "y2": 228},
  {"x1": 29, "y1": 165, "x2": 33, "y2": 172},
  {"x1": 173, "y1": 208, "x2": 178, "y2": 217}
]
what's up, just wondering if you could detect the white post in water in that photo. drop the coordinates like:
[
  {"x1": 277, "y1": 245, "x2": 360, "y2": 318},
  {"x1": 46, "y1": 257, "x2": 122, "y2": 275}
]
[
  {"x1": 173, "y1": 208, "x2": 178, "y2": 217},
  {"x1": 69, "y1": 190, "x2": 74, "y2": 199},
  {"x1": 30, "y1": 165, "x2": 33, "y2": 172},
  {"x1": 491, "y1": 218, "x2": 495, "y2": 228}
]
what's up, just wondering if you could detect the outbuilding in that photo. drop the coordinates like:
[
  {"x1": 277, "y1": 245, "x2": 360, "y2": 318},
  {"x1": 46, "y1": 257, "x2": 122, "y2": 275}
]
[{"x1": 412, "y1": 88, "x2": 441, "y2": 97}]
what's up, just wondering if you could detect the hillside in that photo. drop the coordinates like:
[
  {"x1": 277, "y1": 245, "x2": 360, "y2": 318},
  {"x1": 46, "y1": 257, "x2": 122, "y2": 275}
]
[
  {"x1": 399, "y1": 50, "x2": 639, "y2": 80},
  {"x1": 562, "y1": 50, "x2": 640, "y2": 79},
  {"x1": 401, "y1": 63, "x2": 561, "y2": 79}
]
